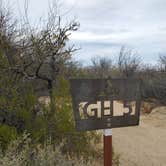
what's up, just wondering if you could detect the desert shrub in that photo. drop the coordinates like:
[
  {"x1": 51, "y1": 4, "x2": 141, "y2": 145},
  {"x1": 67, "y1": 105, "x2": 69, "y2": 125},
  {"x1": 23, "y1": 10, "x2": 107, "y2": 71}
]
[
  {"x1": 0, "y1": 132, "x2": 120, "y2": 166},
  {"x1": 43, "y1": 76, "x2": 101, "y2": 158},
  {"x1": 0, "y1": 125, "x2": 17, "y2": 151},
  {"x1": 0, "y1": 73, "x2": 101, "y2": 157},
  {"x1": 0, "y1": 76, "x2": 47, "y2": 149},
  {"x1": 113, "y1": 148, "x2": 120, "y2": 166},
  {"x1": 0, "y1": 133, "x2": 93, "y2": 166}
]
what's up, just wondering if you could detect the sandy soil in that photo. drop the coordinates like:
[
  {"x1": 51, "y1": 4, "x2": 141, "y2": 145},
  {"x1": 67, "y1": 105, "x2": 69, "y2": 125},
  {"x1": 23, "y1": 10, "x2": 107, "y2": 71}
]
[{"x1": 112, "y1": 107, "x2": 166, "y2": 166}]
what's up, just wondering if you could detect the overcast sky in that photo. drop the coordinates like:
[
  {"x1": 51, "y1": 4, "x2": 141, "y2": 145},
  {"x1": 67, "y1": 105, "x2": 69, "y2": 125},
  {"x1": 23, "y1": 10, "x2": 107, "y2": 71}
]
[{"x1": 8, "y1": 0, "x2": 166, "y2": 65}]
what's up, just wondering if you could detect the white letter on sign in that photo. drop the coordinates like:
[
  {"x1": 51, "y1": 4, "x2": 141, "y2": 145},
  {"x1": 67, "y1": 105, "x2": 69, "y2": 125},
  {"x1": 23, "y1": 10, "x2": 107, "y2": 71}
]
[
  {"x1": 113, "y1": 101, "x2": 136, "y2": 116},
  {"x1": 87, "y1": 101, "x2": 101, "y2": 118}
]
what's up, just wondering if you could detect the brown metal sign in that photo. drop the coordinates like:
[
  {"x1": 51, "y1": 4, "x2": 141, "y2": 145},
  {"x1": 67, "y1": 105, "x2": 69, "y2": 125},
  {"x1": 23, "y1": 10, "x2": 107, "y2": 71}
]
[{"x1": 70, "y1": 78, "x2": 141, "y2": 131}]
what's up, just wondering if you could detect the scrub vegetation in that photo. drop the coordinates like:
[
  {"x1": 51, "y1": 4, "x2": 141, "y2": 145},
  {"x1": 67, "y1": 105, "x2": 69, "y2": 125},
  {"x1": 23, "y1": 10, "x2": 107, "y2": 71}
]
[{"x1": 0, "y1": 1, "x2": 165, "y2": 165}]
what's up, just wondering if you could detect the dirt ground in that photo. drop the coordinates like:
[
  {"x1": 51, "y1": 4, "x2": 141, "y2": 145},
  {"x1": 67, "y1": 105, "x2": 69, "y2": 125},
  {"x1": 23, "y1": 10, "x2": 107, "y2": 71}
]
[{"x1": 112, "y1": 107, "x2": 166, "y2": 166}]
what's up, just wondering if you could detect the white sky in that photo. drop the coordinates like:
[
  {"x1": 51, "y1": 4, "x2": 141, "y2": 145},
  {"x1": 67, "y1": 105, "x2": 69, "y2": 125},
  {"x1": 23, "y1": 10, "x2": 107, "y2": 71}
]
[{"x1": 6, "y1": 0, "x2": 166, "y2": 65}]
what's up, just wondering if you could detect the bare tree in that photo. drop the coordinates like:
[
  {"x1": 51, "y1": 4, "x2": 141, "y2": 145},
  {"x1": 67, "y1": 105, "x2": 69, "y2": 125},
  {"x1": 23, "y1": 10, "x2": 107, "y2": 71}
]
[
  {"x1": 91, "y1": 57, "x2": 112, "y2": 78},
  {"x1": 0, "y1": 1, "x2": 80, "y2": 139},
  {"x1": 0, "y1": 2, "x2": 79, "y2": 118},
  {"x1": 13, "y1": 19, "x2": 78, "y2": 92},
  {"x1": 5, "y1": 13, "x2": 78, "y2": 94},
  {"x1": 117, "y1": 46, "x2": 141, "y2": 78},
  {"x1": 159, "y1": 54, "x2": 166, "y2": 71},
  {"x1": 0, "y1": 3, "x2": 19, "y2": 66}
]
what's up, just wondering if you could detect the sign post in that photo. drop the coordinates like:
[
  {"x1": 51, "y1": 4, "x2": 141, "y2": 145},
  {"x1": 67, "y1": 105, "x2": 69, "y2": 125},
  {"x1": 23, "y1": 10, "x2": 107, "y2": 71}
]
[
  {"x1": 104, "y1": 129, "x2": 112, "y2": 166},
  {"x1": 70, "y1": 78, "x2": 141, "y2": 166}
]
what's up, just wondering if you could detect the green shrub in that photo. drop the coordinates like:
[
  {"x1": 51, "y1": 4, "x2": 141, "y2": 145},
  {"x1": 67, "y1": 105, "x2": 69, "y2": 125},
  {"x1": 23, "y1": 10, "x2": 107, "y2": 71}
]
[
  {"x1": 0, "y1": 125, "x2": 17, "y2": 151},
  {"x1": 0, "y1": 75, "x2": 101, "y2": 157},
  {"x1": 44, "y1": 76, "x2": 101, "y2": 158}
]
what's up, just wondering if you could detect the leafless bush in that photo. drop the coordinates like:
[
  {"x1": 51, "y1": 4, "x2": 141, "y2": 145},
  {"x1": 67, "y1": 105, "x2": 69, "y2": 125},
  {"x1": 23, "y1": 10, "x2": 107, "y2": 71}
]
[
  {"x1": 117, "y1": 47, "x2": 141, "y2": 78},
  {"x1": 140, "y1": 64, "x2": 166, "y2": 105},
  {"x1": 0, "y1": 1, "x2": 79, "y2": 110},
  {"x1": 0, "y1": 133, "x2": 92, "y2": 166},
  {"x1": 91, "y1": 56, "x2": 113, "y2": 78},
  {"x1": 158, "y1": 54, "x2": 166, "y2": 71}
]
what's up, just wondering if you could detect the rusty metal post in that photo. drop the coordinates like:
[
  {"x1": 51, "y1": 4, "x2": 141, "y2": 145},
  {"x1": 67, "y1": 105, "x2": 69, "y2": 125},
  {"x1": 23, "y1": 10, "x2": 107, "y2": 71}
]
[{"x1": 104, "y1": 129, "x2": 112, "y2": 166}]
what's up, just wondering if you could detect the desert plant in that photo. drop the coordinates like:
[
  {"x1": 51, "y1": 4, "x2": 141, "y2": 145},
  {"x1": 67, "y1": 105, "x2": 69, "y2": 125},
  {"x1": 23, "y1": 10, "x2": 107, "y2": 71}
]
[
  {"x1": 0, "y1": 133, "x2": 93, "y2": 166},
  {"x1": 117, "y1": 46, "x2": 141, "y2": 78},
  {"x1": 44, "y1": 76, "x2": 101, "y2": 158}
]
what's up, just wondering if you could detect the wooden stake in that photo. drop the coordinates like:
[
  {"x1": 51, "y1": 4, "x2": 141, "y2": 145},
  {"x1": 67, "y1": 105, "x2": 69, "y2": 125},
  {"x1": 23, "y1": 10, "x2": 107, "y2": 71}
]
[{"x1": 104, "y1": 129, "x2": 112, "y2": 166}]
